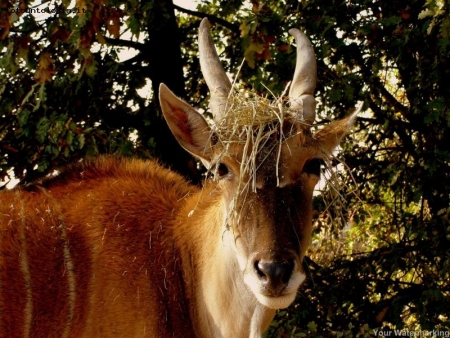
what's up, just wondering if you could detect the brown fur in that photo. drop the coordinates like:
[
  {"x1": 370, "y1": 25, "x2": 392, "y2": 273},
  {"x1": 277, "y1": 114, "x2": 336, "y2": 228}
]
[
  {"x1": 1, "y1": 157, "x2": 200, "y2": 337},
  {"x1": 0, "y1": 111, "x2": 354, "y2": 338},
  {"x1": 0, "y1": 60, "x2": 355, "y2": 338},
  {"x1": 1, "y1": 100, "x2": 355, "y2": 338}
]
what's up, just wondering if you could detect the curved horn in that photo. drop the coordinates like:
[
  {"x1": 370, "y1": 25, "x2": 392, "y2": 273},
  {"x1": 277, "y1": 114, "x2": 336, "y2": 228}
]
[
  {"x1": 288, "y1": 29, "x2": 317, "y2": 124},
  {"x1": 199, "y1": 18, "x2": 232, "y2": 121}
]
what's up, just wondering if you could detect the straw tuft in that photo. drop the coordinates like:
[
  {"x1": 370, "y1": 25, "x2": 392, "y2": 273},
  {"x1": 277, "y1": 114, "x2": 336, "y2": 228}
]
[{"x1": 209, "y1": 88, "x2": 306, "y2": 192}]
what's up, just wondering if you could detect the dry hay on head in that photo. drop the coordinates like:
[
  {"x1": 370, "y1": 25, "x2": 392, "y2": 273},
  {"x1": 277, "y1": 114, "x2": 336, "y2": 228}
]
[
  {"x1": 215, "y1": 89, "x2": 298, "y2": 139},
  {"x1": 205, "y1": 87, "x2": 356, "y2": 238},
  {"x1": 210, "y1": 88, "x2": 304, "y2": 192}
]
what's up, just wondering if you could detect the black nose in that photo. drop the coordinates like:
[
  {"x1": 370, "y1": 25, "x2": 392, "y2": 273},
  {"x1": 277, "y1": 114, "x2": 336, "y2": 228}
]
[{"x1": 254, "y1": 259, "x2": 295, "y2": 291}]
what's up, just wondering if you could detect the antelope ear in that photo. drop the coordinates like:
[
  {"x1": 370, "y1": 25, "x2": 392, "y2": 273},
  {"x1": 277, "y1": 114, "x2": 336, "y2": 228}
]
[
  {"x1": 159, "y1": 83, "x2": 213, "y2": 166},
  {"x1": 314, "y1": 105, "x2": 360, "y2": 154}
]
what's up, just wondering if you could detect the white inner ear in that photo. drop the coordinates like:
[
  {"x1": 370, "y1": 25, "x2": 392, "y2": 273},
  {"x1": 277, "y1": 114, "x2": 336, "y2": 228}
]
[{"x1": 159, "y1": 84, "x2": 214, "y2": 163}]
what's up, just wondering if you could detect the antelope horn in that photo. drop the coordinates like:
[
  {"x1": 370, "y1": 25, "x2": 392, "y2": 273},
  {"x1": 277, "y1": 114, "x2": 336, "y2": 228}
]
[
  {"x1": 288, "y1": 29, "x2": 317, "y2": 124},
  {"x1": 199, "y1": 18, "x2": 232, "y2": 122}
]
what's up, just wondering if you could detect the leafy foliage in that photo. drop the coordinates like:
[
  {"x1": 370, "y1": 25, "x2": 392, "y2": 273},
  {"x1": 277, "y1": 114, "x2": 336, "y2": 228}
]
[
  {"x1": 0, "y1": 0, "x2": 198, "y2": 184},
  {"x1": 1, "y1": 0, "x2": 449, "y2": 335}
]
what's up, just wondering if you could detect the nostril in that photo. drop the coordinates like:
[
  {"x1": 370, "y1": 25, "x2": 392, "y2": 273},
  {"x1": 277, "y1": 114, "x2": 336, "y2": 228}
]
[
  {"x1": 280, "y1": 260, "x2": 295, "y2": 284},
  {"x1": 254, "y1": 259, "x2": 295, "y2": 286}
]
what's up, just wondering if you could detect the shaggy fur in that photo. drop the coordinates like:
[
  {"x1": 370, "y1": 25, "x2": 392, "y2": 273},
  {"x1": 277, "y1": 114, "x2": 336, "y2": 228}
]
[
  {"x1": 1, "y1": 157, "x2": 199, "y2": 337},
  {"x1": 0, "y1": 17, "x2": 359, "y2": 336},
  {"x1": 0, "y1": 88, "x2": 354, "y2": 338}
]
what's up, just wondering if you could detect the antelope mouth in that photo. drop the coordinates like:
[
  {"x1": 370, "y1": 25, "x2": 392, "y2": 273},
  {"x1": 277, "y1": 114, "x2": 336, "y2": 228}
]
[
  {"x1": 254, "y1": 290, "x2": 298, "y2": 310},
  {"x1": 244, "y1": 270, "x2": 306, "y2": 309}
]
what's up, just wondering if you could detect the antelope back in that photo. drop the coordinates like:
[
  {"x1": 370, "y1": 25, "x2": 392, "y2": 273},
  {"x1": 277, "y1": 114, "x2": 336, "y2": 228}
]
[{"x1": 0, "y1": 158, "x2": 197, "y2": 337}]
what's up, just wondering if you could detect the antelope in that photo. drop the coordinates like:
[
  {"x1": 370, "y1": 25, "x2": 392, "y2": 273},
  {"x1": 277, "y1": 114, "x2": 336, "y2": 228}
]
[{"x1": 0, "y1": 18, "x2": 356, "y2": 338}]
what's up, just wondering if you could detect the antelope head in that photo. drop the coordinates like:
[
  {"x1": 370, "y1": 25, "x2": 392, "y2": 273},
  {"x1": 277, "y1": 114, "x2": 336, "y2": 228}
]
[{"x1": 159, "y1": 18, "x2": 355, "y2": 310}]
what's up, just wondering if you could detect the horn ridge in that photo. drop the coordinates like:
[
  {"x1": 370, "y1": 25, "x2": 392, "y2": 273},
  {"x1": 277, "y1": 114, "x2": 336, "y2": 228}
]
[
  {"x1": 288, "y1": 28, "x2": 317, "y2": 124},
  {"x1": 199, "y1": 18, "x2": 232, "y2": 121}
]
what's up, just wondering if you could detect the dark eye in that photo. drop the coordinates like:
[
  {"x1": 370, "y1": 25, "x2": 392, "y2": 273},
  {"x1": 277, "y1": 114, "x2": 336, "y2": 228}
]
[
  {"x1": 210, "y1": 133, "x2": 219, "y2": 145},
  {"x1": 215, "y1": 162, "x2": 229, "y2": 178},
  {"x1": 303, "y1": 159, "x2": 324, "y2": 176}
]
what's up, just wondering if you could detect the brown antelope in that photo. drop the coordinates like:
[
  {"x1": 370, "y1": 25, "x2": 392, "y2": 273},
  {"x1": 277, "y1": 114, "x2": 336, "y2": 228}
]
[{"x1": 0, "y1": 18, "x2": 356, "y2": 338}]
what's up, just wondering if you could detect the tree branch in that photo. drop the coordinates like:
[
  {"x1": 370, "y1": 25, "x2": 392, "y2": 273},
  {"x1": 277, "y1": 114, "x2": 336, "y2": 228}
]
[
  {"x1": 104, "y1": 36, "x2": 145, "y2": 51},
  {"x1": 352, "y1": 50, "x2": 409, "y2": 119},
  {"x1": 172, "y1": 5, "x2": 239, "y2": 33}
]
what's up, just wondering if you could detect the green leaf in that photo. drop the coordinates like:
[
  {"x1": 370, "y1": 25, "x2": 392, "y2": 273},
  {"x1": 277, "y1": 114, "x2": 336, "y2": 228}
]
[
  {"x1": 244, "y1": 42, "x2": 265, "y2": 68},
  {"x1": 380, "y1": 16, "x2": 402, "y2": 27},
  {"x1": 34, "y1": 84, "x2": 47, "y2": 112},
  {"x1": 36, "y1": 117, "x2": 49, "y2": 143},
  {"x1": 78, "y1": 134, "x2": 85, "y2": 149},
  {"x1": 307, "y1": 321, "x2": 317, "y2": 333},
  {"x1": 85, "y1": 57, "x2": 98, "y2": 77}
]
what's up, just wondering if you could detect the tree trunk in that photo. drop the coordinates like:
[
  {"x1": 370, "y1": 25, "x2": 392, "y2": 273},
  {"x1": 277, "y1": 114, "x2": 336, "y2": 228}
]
[{"x1": 142, "y1": 0, "x2": 202, "y2": 183}]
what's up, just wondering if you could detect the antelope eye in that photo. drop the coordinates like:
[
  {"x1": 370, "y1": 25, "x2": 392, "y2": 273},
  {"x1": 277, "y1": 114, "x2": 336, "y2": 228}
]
[
  {"x1": 215, "y1": 162, "x2": 230, "y2": 178},
  {"x1": 210, "y1": 133, "x2": 219, "y2": 145},
  {"x1": 303, "y1": 158, "x2": 324, "y2": 176}
]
